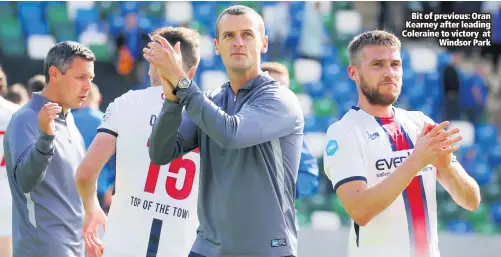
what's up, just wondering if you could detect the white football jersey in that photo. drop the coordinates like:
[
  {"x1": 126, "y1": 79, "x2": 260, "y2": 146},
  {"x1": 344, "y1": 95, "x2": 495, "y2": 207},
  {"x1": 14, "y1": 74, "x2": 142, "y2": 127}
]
[
  {"x1": 98, "y1": 86, "x2": 200, "y2": 257},
  {"x1": 324, "y1": 106, "x2": 446, "y2": 257},
  {"x1": 0, "y1": 96, "x2": 20, "y2": 236}
]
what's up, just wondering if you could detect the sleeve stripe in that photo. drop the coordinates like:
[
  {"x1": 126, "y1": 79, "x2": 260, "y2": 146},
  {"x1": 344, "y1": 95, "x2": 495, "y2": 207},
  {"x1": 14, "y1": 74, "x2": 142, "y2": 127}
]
[
  {"x1": 97, "y1": 128, "x2": 118, "y2": 138},
  {"x1": 333, "y1": 176, "x2": 367, "y2": 193}
]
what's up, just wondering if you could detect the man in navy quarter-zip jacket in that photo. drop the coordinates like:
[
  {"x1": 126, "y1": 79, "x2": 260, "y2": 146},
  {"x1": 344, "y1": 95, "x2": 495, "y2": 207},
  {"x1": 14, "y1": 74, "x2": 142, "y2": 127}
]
[
  {"x1": 144, "y1": 5, "x2": 304, "y2": 257},
  {"x1": 3, "y1": 41, "x2": 95, "y2": 257}
]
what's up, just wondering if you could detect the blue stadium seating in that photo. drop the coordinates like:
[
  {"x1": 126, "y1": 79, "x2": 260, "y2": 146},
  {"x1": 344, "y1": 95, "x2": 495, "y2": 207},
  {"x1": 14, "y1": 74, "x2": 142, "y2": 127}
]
[{"x1": 5, "y1": 1, "x2": 500, "y2": 234}]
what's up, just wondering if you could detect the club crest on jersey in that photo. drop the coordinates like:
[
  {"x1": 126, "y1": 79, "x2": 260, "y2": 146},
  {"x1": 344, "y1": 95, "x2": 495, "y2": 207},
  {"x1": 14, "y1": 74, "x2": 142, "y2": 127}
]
[
  {"x1": 326, "y1": 140, "x2": 338, "y2": 156},
  {"x1": 102, "y1": 106, "x2": 112, "y2": 122},
  {"x1": 367, "y1": 131, "x2": 380, "y2": 140}
]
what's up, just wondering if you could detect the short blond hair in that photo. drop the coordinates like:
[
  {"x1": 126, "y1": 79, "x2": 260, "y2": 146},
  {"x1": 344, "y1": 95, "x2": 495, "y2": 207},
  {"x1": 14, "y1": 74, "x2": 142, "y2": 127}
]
[
  {"x1": 261, "y1": 62, "x2": 289, "y2": 77},
  {"x1": 348, "y1": 30, "x2": 401, "y2": 65}
]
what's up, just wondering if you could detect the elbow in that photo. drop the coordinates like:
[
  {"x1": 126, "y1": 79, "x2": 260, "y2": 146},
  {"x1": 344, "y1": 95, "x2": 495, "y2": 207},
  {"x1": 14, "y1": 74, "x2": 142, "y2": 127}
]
[
  {"x1": 75, "y1": 167, "x2": 92, "y2": 188},
  {"x1": 347, "y1": 207, "x2": 375, "y2": 227},
  {"x1": 351, "y1": 213, "x2": 372, "y2": 227},
  {"x1": 148, "y1": 146, "x2": 170, "y2": 165},
  {"x1": 16, "y1": 176, "x2": 33, "y2": 193},
  {"x1": 464, "y1": 195, "x2": 482, "y2": 212},
  {"x1": 19, "y1": 182, "x2": 33, "y2": 194}
]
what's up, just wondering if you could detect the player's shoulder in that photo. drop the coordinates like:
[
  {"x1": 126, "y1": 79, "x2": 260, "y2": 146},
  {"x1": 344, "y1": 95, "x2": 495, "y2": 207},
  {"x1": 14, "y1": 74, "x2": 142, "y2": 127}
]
[
  {"x1": 0, "y1": 97, "x2": 20, "y2": 115},
  {"x1": 111, "y1": 87, "x2": 163, "y2": 105},
  {"x1": 326, "y1": 112, "x2": 356, "y2": 137},
  {"x1": 5, "y1": 104, "x2": 37, "y2": 135}
]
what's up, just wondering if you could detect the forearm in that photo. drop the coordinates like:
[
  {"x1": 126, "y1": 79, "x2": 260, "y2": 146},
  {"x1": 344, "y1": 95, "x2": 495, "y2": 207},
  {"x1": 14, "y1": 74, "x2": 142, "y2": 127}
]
[
  {"x1": 149, "y1": 101, "x2": 184, "y2": 165},
  {"x1": 76, "y1": 174, "x2": 100, "y2": 211},
  {"x1": 14, "y1": 132, "x2": 55, "y2": 193},
  {"x1": 347, "y1": 156, "x2": 424, "y2": 225},
  {"x1": 177, "y1": 84, "x2": 296, "y2": 149},
  {"x1": 438, "y1": 164, "x2": 481, "y2": 211}
]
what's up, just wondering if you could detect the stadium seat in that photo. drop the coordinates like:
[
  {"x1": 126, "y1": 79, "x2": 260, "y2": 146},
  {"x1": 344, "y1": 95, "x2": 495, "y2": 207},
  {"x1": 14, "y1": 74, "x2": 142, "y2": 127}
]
[
  {"x1": 408, "y1": 47, "x2": 438, "y2": 73},
  {"x1": 296, "y1": 93, "x2": 313, "y2": 116},
  {"x1": 490, "y1": 202, "x2": 501, "y2": 225},
  {"x1": 18, "y1": 2, "x2": 43, "y2": 23},
  {"x1": 332, "y1": 79, "x2": 357, "y2": 104},
  {"x1": 329, "y1": 195, "x2": 349, "y2": 223},
  {"x1": 475, "y1": 123, "x2": 498, "y2": 149},
  {"x1": 310, "y1": 211, "x2": 342, "y2": 231},
  {"x1": 288, "y1": 78, "x2": 303, "y2": 94},
  {"x1": 0, "y1": 19, "x2": 23, "y2": 41},
  {"x1": 334, "y1": 10, "x2": 361, "y2": 35},
  {"x1": 438, "y1": 198, "x2": 462, "y2": 221},
  {"x1": 294, "y1": 58, "x2": 322, "y2": 84},
  {"x1": 322, "y1": 61, "x2": 346, "y2": 85},
  {"x1": 67, "y1": 1, "x2": 95, "y2": 21},
  {"x1": 192, "y1": 2, "x2": 216, "y2": 30},
  {"x1": 0, "y1": 2, "x2": 16, "y2": 22},
  {"x1": 317, "y1": 115, "x2": 338, "y2": 132},
  {"x1": 27, "y1": 35, "x2": 56, "y2": 60},
  {"x1": 465, "y1": 202, "x2": 489, "y2": 224},
  {"x1": 200, "y1": 70, "x2": 227, "y2": 92},
  {"x1": 437, "y1": 50, "x2": 452, "y2": 70},
  {"x1": 95, "y1": 1, "x2": 117, "y2": 19},
  {"x1": 338, "y1": 99, "x2": 358, "y2": 118},
  {"x1": 46, "y1": 3, "x2": 70, "y2": 26},
  {"x1": 449, "y1": 120, "x2": 475, "y2": 146},
  {"x1": 52, "y1": 23, "x2": 78, "y2": 42},
  {"x1": 303, "y1": 132, "x2": 326, "y2": 158},
  {"x1": 166, "y1": 2, "x2": 193, "y2": 25},
  {"x1": 108, "y1": 15, "x2": 125, "y2": 37},
  {"x1": 488, "y1": 144, "x2": 501, "y2": 166},
  {"x1": 447, "y1": 219, "x2": 473, "y2": 233},
  {"x1": 313, "y1": 98, "x2": 336, "y2": 117},
  {"x1": 89, "y1": 43, "x2": 112, "y2": 62},
  {"x1": 304, "y1": 82, "x2": 326, "y2": 99},
  {"x1": 304, "y1": 116, "x2": 320, "y2": 133},
  {"x1": 0, "y1": 38, "x2": 26, "y2": 57},
  {"x1": 137, "y1": 16, "x2": 154, "y2": 34},
  {"x1": 469, "y1": 162, "x2": 493, "y2": 186},
  {"x1": 199, "y1": 34, "x2": 215, "y2": 61},
  {"x1": 24, "y1": 20, "x2": 50, "y2": 37},
  {"x1": 141, "y1": 2, "x2": 165, "y2": 20},
  {"x1": 337, "y1": 47, "x2": 350, "y2": 66},
  {"x1": 482, "y1": 182, "x2": 501, "y2": 203},
  {"x1": 120, "y1": 1, "x2": 140, "y2": 15},
  {"x1": 79, "y1": 25, "x2": 108, "y2": 46},
  {"x1": 75, "y1": 8, "x2": 100, "y2": 36},
  {"x1": 473, "y1": 220, "x2": 499, "y2": 235}
]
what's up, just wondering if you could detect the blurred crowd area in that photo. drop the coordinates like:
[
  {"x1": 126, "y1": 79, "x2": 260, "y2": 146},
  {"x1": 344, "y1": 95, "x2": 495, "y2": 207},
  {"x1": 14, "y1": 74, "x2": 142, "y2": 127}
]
[{"x1": 1, "y1": 1, "x2": 501, "y2": 235}]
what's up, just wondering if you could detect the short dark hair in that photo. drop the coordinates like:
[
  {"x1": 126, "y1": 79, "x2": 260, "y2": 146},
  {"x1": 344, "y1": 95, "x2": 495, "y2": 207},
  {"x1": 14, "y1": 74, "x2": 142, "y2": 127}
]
[
  {"x1": 150, "y1": 26, "x2": 201, "y2": 72},
  {"x1": 43, "y1": 41, "x2": 96, "y2": 83},
  {"x1": 348, "y1": 30, "x2": 401, "y2": 66},
  {"x1": 215, "y1": 5, "x2": 265, "y2": 40},
  {"x1": 27, "y1": 74, "x2": 45, "y2": 95}
]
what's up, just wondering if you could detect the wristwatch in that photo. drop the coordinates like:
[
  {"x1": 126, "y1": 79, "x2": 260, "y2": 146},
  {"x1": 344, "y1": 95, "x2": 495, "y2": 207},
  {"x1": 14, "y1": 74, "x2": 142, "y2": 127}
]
[{"x1": 173, "y1": 77, "x2": 192, "y2": 94}]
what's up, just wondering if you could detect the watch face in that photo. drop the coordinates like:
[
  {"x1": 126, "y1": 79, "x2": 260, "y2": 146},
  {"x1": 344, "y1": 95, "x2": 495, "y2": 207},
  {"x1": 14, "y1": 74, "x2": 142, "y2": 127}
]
[{"x1": 179, "y1": 78, "x2": 191, "y2": 88}]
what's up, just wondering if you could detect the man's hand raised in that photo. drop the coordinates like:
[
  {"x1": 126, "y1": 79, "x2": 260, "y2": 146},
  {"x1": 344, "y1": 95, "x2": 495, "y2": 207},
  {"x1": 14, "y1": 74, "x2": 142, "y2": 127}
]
[
  {"x1": 411, "y1": 121, "x2": 462, "y2": 169},
  {"x1": 38, "y1": 102, "x2": 61, "y2": 135}
]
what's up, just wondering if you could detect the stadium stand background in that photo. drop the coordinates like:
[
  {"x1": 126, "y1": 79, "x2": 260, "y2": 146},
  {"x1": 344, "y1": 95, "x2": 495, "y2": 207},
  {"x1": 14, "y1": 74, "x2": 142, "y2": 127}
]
[{"x1": 0, "y1": 1, "x2": 500, "y2": 253}]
